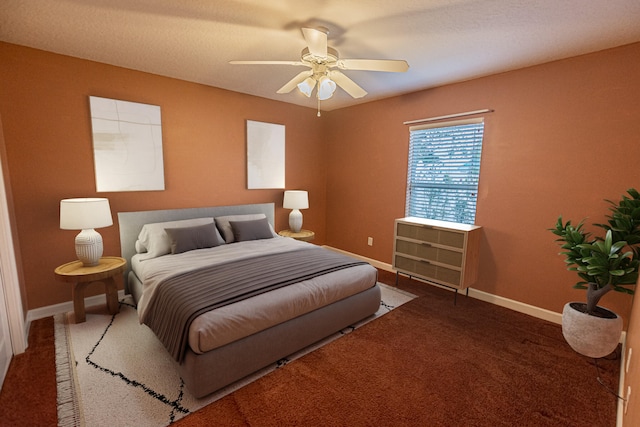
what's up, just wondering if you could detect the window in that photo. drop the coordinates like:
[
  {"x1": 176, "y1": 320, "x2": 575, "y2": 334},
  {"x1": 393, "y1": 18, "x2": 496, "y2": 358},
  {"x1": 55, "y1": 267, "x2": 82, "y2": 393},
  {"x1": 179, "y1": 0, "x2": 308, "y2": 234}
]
[{"x1": 406, "y1": 118, "x2": 484, "y2": 225}]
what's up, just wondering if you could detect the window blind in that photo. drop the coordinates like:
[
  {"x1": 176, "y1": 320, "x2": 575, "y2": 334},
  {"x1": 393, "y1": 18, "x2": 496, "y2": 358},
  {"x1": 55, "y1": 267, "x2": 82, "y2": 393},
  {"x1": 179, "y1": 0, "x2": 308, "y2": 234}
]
[{"x1": 406, "y1": 119, "x2": 484, "y2": 225}]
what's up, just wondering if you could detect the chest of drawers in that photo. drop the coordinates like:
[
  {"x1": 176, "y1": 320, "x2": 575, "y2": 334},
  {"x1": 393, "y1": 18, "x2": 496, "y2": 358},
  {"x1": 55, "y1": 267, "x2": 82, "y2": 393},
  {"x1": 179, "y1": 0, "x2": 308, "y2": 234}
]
[{"x1": 393, "y1": 217, "x2": 482, "y2": 290}]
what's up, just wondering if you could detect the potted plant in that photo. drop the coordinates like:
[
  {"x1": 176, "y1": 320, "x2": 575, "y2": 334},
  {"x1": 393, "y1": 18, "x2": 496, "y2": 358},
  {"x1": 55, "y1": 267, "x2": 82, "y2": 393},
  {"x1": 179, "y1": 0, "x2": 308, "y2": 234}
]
[{"x1": 550, "y1": 188, "x2": 640, "y2": 358}]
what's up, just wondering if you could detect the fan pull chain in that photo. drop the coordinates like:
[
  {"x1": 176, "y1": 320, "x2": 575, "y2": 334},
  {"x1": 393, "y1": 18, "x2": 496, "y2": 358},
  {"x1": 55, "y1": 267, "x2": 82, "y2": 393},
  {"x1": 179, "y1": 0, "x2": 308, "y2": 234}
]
[{"x1": 317, "y1": 97, "x2": 321, "y2": 117}]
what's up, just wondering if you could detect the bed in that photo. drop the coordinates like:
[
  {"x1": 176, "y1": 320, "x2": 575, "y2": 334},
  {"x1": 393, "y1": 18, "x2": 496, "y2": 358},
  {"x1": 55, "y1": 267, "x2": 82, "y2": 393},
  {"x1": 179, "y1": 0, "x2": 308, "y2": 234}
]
[{"x1": 118, "y1": 202, "x2": 380, "y2": 398}]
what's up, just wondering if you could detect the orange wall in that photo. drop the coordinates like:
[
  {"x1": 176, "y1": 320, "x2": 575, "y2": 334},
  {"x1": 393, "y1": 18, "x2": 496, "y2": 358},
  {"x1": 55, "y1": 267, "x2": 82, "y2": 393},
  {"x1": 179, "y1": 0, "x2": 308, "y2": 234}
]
[
  {"x1": 324, "y1": 42, "x2": 640, "y2": 322},
  {"x1": 0, "y1": 42, "x2": 326, "y2": 310},
  {"x1": 1, "y1": 41, "x2": 640, "y2": 325}
]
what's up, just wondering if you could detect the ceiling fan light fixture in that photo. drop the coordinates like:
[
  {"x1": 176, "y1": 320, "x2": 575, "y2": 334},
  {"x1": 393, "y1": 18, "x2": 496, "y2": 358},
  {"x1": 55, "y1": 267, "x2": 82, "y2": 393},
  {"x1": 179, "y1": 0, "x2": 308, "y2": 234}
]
[
  {"x1": 230, "y1": 27, "x2": 407, "y2": 108},
  {"x1": 297, "y1": 77, "x2": 316, "y2": 97},
  {"x1": 317, "y1": 75, "x2": 336, "y2": 100}
]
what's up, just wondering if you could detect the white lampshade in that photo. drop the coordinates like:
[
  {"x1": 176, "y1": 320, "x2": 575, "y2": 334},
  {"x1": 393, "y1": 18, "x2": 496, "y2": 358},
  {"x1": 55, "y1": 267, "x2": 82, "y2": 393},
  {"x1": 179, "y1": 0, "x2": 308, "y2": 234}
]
[
  {"x1": 283, "y1": 190, "x2": 309, "y2": 233},
  {"x1": 60, "y1": 198, "x2": 113, "y2": 230},
  {"x1": 283, "y1": 190, "x2": 309, "y2": 210},
  {"x1": 317, "y1": 76, "x2": 336, "y2": 101},
  {"x1": 60, "y1": 198, "x2": 113, "y2": 266},
  {"x1": 297, "y1": 77, "x2": 317, "y2": 97}
]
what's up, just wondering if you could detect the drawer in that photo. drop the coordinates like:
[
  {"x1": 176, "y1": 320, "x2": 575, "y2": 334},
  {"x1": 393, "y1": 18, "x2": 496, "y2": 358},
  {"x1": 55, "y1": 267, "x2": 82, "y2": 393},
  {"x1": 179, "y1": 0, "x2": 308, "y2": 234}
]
[
  {"x1": 396, "y1": 223, "x2": 465, "y2": 249},
  {"x1": 394, "y1": 255, "x2": 462, "y2": 287},
  {"x1": 395, "y1": 240, "x2": 463, "y2": 267}
]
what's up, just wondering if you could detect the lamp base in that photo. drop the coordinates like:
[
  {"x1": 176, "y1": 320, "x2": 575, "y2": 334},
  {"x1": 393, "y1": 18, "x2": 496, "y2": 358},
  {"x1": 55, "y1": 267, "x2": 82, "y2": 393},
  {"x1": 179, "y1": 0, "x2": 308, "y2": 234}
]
[
  {"x1": 289, "y1": 209, "x2": 303, "y2": 233},
  {"x1": 75, "y1": 229, "x2": 104, "y2": 266}
]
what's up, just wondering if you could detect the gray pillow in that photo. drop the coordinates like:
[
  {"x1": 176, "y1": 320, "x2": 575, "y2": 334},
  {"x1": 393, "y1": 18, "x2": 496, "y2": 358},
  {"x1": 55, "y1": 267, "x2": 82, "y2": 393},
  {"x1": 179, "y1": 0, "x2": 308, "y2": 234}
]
[
  {"x1": 230, "y1": 217, "x2": 274, "y2": 242},
  {"x1": 215, "y1": 213, "x2": 269, "y2": 243},
  {"x1": 164, "y1": 223, "x2": 220, "y2": 254}
]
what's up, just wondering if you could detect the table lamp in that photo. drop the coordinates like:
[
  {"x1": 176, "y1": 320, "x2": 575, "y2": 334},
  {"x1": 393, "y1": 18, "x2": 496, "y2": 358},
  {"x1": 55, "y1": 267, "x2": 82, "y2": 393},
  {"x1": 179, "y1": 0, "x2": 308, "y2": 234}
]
[
  {"x1": 60, "y1": 198, "x2": 113, "y2": 266},
  {"x1": 283, "y1": 190, "x2": 308, "y2": 233}
]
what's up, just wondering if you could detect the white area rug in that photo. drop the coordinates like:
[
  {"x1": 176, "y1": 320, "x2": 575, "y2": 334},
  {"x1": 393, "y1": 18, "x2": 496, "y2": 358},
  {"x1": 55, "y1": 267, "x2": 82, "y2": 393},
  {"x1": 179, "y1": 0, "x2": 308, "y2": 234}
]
[{"x1": 55, "y1": 283, "x2": 415, "y2": 426}]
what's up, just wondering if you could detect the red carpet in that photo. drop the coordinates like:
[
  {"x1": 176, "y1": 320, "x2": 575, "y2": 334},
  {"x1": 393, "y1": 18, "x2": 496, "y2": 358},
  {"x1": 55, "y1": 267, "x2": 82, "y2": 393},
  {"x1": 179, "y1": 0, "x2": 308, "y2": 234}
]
[
  {"x1": 0, "y1": 317, "x2": 57, "y2": 426},
  {"x1": 0, "y1": 273, "x2": 619, "y2": 426},
  {"x1": 176, "y1": 284, "x2": 618, "y2": 426}
]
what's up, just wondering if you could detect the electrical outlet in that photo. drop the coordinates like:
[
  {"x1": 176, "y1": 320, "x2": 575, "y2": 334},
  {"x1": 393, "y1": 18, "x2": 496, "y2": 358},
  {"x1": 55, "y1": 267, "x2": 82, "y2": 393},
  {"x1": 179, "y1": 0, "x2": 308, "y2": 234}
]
[
  {"x1": 367, "y1": 237, "x2": 373, "y2": 246},
  {"x1": 627, "y1": 347, "x2": 633, "y2": 373},
  {"x1": 625, "y1": 386, "x2": 631, "y2": 414}
]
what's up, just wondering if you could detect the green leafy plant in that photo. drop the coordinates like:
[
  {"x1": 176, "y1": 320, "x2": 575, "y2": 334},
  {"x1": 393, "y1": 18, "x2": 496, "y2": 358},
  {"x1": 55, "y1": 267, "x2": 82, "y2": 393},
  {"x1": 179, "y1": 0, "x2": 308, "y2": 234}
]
[{"x1": 550, "y1": 188, "x2": 640, "y2": 315}]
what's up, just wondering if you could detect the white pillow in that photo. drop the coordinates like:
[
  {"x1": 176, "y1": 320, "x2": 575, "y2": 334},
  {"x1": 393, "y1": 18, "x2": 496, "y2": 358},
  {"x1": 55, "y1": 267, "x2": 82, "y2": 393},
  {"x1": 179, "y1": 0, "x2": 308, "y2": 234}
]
[
  {"x1": 134, "y1": 240, "x2": 146, "y2": 254},
  {"x1": 214, "y1": 214, "x2": 277, "y2": 243},
  {"x1": 137, "y1": 217, "x2": 218, "y2": 260}
]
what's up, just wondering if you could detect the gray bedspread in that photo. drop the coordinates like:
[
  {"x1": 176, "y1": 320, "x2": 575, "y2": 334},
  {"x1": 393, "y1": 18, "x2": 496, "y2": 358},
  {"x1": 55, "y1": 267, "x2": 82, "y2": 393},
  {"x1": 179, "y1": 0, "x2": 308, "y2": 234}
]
[{"x1": 142, "y1": 247, "x2": 368, "y2": 362}]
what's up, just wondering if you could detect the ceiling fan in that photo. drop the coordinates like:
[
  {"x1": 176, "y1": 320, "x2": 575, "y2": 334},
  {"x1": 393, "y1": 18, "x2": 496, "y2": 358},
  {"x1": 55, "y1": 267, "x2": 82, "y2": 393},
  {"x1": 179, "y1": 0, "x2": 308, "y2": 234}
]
[{"x1": 230, "y1": 27, "x2": 409, "y2": 109}]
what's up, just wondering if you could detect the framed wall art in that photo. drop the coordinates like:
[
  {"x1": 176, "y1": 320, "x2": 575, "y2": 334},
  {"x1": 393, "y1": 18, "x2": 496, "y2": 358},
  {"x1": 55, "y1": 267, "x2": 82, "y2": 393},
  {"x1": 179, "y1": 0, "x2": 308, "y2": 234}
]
[
  {"x1": 89, "y1": 96, "x2": 165, "y2": 192},
  {"x1": 246, "y1": 120, "x2": 285, "y2": 189}
]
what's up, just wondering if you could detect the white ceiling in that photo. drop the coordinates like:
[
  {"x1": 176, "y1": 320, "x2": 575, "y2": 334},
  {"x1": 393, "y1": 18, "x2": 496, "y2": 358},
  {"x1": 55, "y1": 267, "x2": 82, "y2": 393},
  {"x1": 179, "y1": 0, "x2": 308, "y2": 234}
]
[{"x1": 2, "y1": 0, "x2": 640, "y2": 111}]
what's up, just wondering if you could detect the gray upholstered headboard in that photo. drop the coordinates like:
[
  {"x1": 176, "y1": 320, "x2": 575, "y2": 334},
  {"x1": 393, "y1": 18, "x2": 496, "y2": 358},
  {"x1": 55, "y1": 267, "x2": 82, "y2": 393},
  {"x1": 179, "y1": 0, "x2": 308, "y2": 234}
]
[{"x1": 117, "y1": 203, "x2": 275, "y2": 291}]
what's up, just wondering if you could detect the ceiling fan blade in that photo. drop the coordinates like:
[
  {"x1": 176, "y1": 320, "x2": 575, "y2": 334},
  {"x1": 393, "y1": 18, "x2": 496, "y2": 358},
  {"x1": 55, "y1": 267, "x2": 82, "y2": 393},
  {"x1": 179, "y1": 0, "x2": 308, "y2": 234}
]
[
  {"x1": 301, "y1": 28, "x2": 328, "y2": 59},
  {"x1": 230, "y1": 60, "x2": 307, "y2": 66},
  {"x1": 276, "y1": 70, "x2": 313, "y2": 94},
  {"x1": 336, "y1": 59, "x2": 409, "y2": 73},
  {"x1": 328, "y1": 70, "x2": 367, "y2": 98}
]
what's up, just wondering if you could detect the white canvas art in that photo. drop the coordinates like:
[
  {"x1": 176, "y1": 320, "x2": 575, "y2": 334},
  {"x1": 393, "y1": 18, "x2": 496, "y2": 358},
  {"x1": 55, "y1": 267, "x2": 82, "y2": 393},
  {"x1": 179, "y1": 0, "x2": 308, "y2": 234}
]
[
  {"x1": 246, "y1": 120, "x2": 285, "y2": 189},
  {"x1": 90, "y1": 96, "x2": 165, "y2": 192}
]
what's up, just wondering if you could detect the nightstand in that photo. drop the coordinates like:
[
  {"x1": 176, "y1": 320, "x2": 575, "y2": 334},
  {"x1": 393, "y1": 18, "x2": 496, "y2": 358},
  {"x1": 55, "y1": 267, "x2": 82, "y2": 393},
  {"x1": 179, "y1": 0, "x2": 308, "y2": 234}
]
[
  {"x1": 278, "y1": 229, "x2": 315, "y2": 242},
  {"x1": 54, "y1": 256, "x2": 126, "y2": 323}
]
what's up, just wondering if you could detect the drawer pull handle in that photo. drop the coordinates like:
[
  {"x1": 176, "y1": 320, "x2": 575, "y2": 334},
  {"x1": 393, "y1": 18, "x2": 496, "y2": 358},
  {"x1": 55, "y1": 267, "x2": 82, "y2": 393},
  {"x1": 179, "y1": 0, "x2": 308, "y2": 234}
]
[
  {"x1": 419, "y1": 259, "x2": 431, "y2": 265},
  {"x1": 420, "y1": 242, "x2": 432, "y2": 247}
]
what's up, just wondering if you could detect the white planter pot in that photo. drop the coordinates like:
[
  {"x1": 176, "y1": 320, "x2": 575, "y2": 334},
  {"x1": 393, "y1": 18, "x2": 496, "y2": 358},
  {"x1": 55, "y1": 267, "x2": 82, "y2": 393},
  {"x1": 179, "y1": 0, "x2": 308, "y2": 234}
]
[{"x1": 561, "y1": 302, "x2": 622, "y2": 358}]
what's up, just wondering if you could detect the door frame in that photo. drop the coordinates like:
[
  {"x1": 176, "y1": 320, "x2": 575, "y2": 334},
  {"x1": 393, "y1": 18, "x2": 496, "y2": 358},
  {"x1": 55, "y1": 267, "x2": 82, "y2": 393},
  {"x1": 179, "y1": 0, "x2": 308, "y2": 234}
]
[{"x1": 0, "y1": 117, "x2": 26, "y2": 358}]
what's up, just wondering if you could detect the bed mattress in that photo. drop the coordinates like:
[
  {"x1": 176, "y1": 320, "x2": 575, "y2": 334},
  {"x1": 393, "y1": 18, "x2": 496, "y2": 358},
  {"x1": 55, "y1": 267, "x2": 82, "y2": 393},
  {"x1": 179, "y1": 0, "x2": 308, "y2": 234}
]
[{"x1": 131, "y1": 238, "x2": 378, "y2": 354}]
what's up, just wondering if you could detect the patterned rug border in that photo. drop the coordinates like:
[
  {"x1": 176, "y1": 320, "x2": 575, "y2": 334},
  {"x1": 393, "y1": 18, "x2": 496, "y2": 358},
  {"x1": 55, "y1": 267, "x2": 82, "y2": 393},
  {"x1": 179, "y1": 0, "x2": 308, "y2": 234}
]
[
  {"x1": 55, "y1": 283, "x2": 415, "y2": 426},
  {"x1": 54, "y1": 311, "x2": 84, "y2": 426}
]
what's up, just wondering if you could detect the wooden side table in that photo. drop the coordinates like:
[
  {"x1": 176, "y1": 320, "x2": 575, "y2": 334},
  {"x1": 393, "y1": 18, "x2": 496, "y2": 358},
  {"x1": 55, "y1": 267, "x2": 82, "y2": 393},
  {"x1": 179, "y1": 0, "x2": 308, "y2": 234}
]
[
  {"x1": 278, "y1": 229, "x2": 315, "y2": 242},
  {"x1": 54, "y1": 256, "x2": 126, "y2": 323}
]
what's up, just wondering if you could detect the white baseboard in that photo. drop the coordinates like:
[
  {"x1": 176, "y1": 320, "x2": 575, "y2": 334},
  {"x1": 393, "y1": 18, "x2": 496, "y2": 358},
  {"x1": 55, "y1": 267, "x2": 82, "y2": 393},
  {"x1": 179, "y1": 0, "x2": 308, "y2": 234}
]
[
  {"x1": 467, "y1": 288, "x2": 562, "y2": 324},
  {"x1": 26, "y1": 290, "x2": 127, "y2": 323},
  {"x1": 324, "y1": 245, "x2": 563, "y2": 325},
  {"x1": 32, "y1": 247, "x2": 560, "y2": 326}
]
